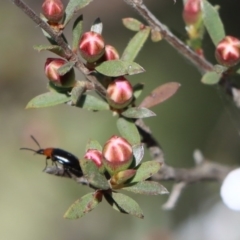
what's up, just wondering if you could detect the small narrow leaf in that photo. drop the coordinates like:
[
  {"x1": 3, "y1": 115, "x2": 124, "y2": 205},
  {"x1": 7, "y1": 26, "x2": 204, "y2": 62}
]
[
  {"x1": 72, "y1": 15, "x2": 83, "y2": 53},
  {"x1": 130, "y1": 161, "x2": 161, "y2": 183},
  {"x1": 95, "y1": 60, "x2": 145, "y2": 77},
  {"x1": 90, "y1": 18, "x2": 103, "y2": 34},
  {"x1": 64, "y1": 0, "x2": 93, "y2": 26},
  {"x1": 121, "y1": 27, "x2": 150, "y2": 62},
  {"x1": 133, "y1": 83, "x2": 144, "y2": 99},
  {"x1": 201, "y1": 0, "x2": 225, "y2": 46},
  {"x1": 139, "y1": 82, "x2": 181, "y2": 108},
  {"x1": 57, "y1": 62, "x2": 75, "y2": 76},
  {"x1": 71, "y1": 84, "x2": 86, "y2": 105},
  {"x1": 117, "y1": 117, "x2": 141, "y2": 145},
  {"x1": 123, "y1": 181, "x2": 169, "y2": 195},
  {"x1": 40, "y1": 14, "x2": 57, "y2": 45},
  {"x1": 26, "y1": 92, "x2": 70, "y2": 109},
  {"x1": 122, "y1": 107, "x2": 156, "y2": 119},
  {"x1": 86, "y1": 139, "x2": 102, "y2": 152},
  {"x1": 76, "y1": 94, "x2": 110, "y2": 111},
  {"x1": 104, "y1": 192, "x2": 144, "y2": 219},
  {"x1": 201, "y1": 71, "x2": 221, "y2": 85},
  {"x1": 33, "y1": 45, "x2": 65, "y2": 57},
  {"x1": 64, "y1": 192, "x2": 101, "y2": 219},
  {"x1": 80, "y1": 159, "x2": 109, "y2": 190},
  {"x1": 132, "y1": 143, "x2": 144, "y2": 167},
  {"x1": 122, "y1": 18, "x2": 144, "y2": 31}
]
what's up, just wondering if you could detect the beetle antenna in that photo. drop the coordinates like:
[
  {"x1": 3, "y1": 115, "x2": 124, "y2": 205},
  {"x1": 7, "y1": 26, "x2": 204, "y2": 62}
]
[
  {"x1": 20, "y1": 147, "x2": 37, "y2": 153},
  {"x1": 30, "y1": 135, "x2": 42, "y2": 150}
]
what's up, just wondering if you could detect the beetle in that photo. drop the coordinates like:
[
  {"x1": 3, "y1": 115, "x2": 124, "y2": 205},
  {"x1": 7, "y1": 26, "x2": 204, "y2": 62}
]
[{"x1": 20, "y1": 135, "x2": 83, "y2": 177}]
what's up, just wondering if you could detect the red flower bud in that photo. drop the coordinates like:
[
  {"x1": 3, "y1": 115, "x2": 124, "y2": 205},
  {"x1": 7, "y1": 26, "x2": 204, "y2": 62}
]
[
  {"x1": 106, "y1": 77, "x2": 133, "y2": 109},
  {"x1": 215, "y1": 36, "x2": 240, "y2": 67},
  {"x1": 79, "y1": 31, "x2": 105, "y2": 63},
  {"x1": 182, "y1": 0, "x2": 201, "y2": 25},
  {"x1": 84, "y1": 149, "x2": 105, "y2": 173},
  {"x1": 42, "y1": 0, "x2": 64, "y2": 23},
  {"x1": 44, "y1": 58, "x2": 76, "y2": 88},
  {"x1": 101, "y1": 45, "x2": 120, "y2": 61},
  {"x1": 102, "y1": 136, "x2": 133, "y2": 175}
]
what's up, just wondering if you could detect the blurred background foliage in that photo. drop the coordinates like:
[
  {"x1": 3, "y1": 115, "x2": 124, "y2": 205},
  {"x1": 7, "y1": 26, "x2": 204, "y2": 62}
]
[{"x1": 1, "y1": 0, "x2": 240, "y2": 239}]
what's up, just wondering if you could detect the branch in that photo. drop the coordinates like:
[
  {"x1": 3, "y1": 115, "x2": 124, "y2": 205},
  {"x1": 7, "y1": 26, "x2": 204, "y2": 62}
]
[
  {"x1": 124, "y1": 0, "x2": 214, "y2": 74},
  {"x1": 11, "y1": 0, "x2": 107, "y2": 98},
  {"x1": 153, "y1": 150, "x2": 236, "y2": 209}
]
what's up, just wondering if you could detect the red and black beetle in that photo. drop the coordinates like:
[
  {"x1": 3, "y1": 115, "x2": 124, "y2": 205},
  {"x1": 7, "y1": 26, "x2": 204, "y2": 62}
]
[{"x1": 20, "y1": 136, "x2": 83, "y2": 177}]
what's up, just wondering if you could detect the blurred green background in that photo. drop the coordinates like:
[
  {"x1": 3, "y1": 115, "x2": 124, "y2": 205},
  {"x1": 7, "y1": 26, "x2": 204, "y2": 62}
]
[{"x1": 2, "y1": 0, "x2": 240, "y2": 239}]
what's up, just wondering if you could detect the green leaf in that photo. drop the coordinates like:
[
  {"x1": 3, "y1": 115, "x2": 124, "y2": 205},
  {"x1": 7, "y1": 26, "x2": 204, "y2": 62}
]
[
  {"x1": 26, "y1": 92, "x2": 71, "y2": 109},
  {"x1": 95, "y1": 60, "x2": 145, "y2": 77},
  {"x1": 123, "y1": 181, "x2": 168, "y2": 195},
  {"x1": 121, "y1": 107, "x2": 156, "y2": 119},
  {"x1": 130, "y1": 161, "x2": 161, "y2": 183},
  {"x1": 72, "y1": 15, "x2": 83, "y2": 53},
  {"x1": 86, "y1": 139, "x2": 102, "y2": 152},
  {"x1": 122, "y1": 18, "x2": 144, "y2": 31},
  {"x1": 133, "y1": 83, "x2": 144, "y2": 99},
  {"x1": 71, "y1": 84, "x2": 86, "y2": 105},
  {"x1": 64, "y1": 192, "x2": 101, "y2": 219},
  {"x1": 116, "y1": 117, "x2": 141, "y2": 145},
  {"x1": 64, "y1": 0, "x2": 93, "y2": 27},
  {"x1": 40, "y1": 14, "x2": 57, "y2": 45},
  {"x1": 33, "y1": 45, "x2": 65, "y2": 57},
  {"x1": 104, "y1": 192, "x2": 144, "y2": 219},
  {"x1": 121, "y1": 27, "x2": 150, "y2": 62},
  {"x1": 201, "y1": 71, "x2": 221, "y2": 85},
  {"x1": 76, "y1": 94, "x2": 110, "y2": 111},
  {"x1": 57, "y1": 62, "x2": 75, "y2": 76},
  {"x1": 139, "y1": 82, "x2": 180, "y2": 108},
  {"x1": 90, "y1": 18, "x2": 103, "y2": 34},
  {"x1": 80, "y1": 159, "x2": 110, "y2": 190},
  {"x1": 202, "y1": 0, "x2": 225, "y2": 46},
  {"x1": 132, "y1": 143, "x2": 144, "y2": 167}
]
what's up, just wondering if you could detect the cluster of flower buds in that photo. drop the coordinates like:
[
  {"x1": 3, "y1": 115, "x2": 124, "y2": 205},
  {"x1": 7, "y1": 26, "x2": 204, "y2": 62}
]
[
  {"x1": 78, "y1": 31, "x2": 133, "y2": 109},
  {"x1": 42, "y1": 0, "x2": 64, "y2": 24},
  {"x1": 44, "y1": 58, "x2": 76, "y2": 88},
  {"x1": 215, "y1": 36, "x2": 240, "y2": 67},
  {"x1": 84, "y1": 136, "x2": 133, "y2": 177}
]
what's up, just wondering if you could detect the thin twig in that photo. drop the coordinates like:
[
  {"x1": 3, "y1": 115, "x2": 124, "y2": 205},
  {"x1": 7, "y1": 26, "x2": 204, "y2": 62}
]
[{"x1": 124, "y1": 0, "x2": 214, "y2": 74}]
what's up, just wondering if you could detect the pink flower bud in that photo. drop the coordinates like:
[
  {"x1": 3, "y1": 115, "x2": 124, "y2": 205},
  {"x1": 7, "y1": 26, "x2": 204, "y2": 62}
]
[
  {"x1": 106, "y1": 77, "x2": 133, "y2": 109},
  {"x1": 79, "y1": 31, "x2": 105, "y2": 63},
  {"x1": 42, "y1": 0, "x2": 64, "y2": 23},
  {"x1": 44, "y1": 58, "x2": 75, "y2": 88},
  {"x1": 101, "y1": 45, "x2": 120, "y2": 61},
  {"x1": 102, "y1": 136, "x2": 133, "y2": 175},
  {"x1": 215, "y1": 36, "x2": 240, "y2": 67},
  {"x1": 182, "y1": 0, "x2": 201, "y2": 25},
  {"x1": 84, "y1": 149, "x2": 105, "y2": 173}
]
